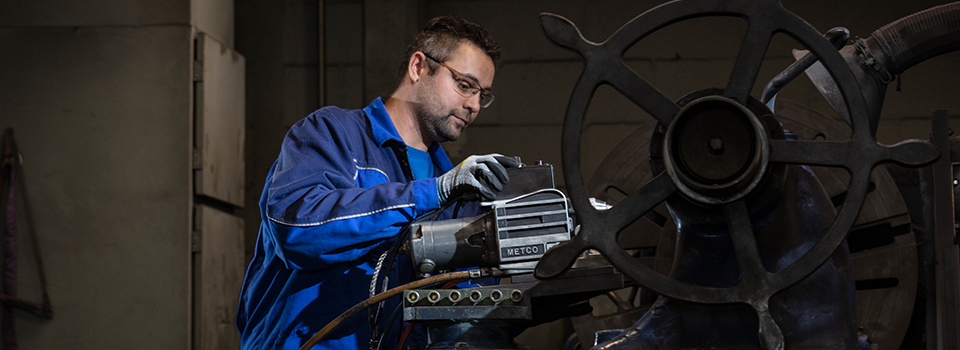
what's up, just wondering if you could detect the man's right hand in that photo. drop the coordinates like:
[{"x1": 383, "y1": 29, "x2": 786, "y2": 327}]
[{"x1": 437, "y1": 154, "x2": 520, "y2": 205}]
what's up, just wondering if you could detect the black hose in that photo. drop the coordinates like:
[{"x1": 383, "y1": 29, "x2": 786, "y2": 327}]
[
  {"x1": 865, "y1": 2, "x2": 960, "y2": 76},
  {"x1": 799, "y1": 2, "x2": 960, "y2": 135},
  {"x1": 374, "y1": 302, "x2": 404, "y2": 350},
  {"x1": 368, "y1": 195, "x2": 468, "y2": 341}
]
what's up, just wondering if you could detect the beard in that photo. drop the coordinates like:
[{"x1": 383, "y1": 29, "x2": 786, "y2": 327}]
[
  {"x1": 415, "y1": 82, "x2": 468, "y2": 143},
  {"x1": 422, "y1": 109, "x2": 466, "y2": 142}
]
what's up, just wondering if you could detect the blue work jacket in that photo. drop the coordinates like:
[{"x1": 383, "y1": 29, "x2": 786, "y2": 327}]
[{"x1": 237, "y1": 98, "x2": 472, "y2": 349}]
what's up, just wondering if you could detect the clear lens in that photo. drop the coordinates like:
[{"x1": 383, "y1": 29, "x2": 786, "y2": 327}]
[
  {"x1": 479, "y1": 93, "x2": 495, "y2": 108},
  {"x1": 453, "y1": 78, "x2": 478, "y2": 96},
  {"x1": 452, "y1": 77, "x2": 495, "y2": 108}
]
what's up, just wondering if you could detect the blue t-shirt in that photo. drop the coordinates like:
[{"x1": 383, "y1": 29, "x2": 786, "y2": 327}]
[{"x1": 407, "y1": 147, "x2": 434, "y2": 180}]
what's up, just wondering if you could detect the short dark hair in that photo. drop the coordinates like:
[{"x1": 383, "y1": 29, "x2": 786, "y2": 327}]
[{"x1": 398, "y1": 15, "x2": 500, "y2": 81}]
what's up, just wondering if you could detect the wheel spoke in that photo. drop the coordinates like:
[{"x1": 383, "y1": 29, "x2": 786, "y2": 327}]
[
  {"x1": 882, "y1": 139, "x2": 940, "y2": 167},
  {"x1": 603, "y1": 61, "x2": 680, "y2": 125},
  {"x1": 724, "y1": 200, "x2": 769, "y2": 284},
  {"x1": 770, "y1": 139, "x2": 856, "y2": 167},
  {"x1": 603, "y1": 172, "x2": 677, "y2": 233},
  {"x1": 534, "y1": 230, "x2": 590, "y2": 279},
  {"x1": 603, "y1": 237, "x2": 734, "y2": 304},
  {"x1": 724, "y1": 22, "x2": 773, "y2": 103},
  {"x1": 754, "y1": 301, "x2": 786, "y2": 350}
]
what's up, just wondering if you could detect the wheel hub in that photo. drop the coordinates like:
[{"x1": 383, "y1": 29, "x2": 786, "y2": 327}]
[{"x1": 663, "y1": 95, "x2": 769, "y2": 204}]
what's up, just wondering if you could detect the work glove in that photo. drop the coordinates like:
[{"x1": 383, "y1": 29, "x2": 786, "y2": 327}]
[{"x1": 437, "y1": 154, "x2": 520, "y2": 205}]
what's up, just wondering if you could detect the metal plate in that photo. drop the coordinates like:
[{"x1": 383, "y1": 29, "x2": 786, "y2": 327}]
[
  {"x1": 193, "y1": 0, "x2": 235, "y2": 46},
  {"x1": 195, "y1": 32, "x2": 245, "y2": 207},
  {"x1": 0, "y1": 26, "x2": 195, "y2": 349},
  {"x1": 193, "y1": 204, "x2": 245, "y2": 350}
]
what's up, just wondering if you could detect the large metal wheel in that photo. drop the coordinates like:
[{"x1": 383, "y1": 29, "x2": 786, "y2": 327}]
[
  {"x1": 532, "y1": 0, "x2": 938, "y2": 348},
  {"x1": 586, "y1": 99, "x2": 920, "y2": 349}
]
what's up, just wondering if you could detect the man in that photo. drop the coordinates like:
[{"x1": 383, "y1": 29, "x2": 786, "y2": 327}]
[{"x1": 236, "y1": 15, "x2": 517, "y2": 349}]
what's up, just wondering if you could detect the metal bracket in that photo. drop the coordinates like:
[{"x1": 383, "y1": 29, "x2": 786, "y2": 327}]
[{"x1": 854, "y1": 37, "x2": 894, "y2": 83}]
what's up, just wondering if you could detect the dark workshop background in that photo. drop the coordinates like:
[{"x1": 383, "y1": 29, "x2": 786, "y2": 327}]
[{"x1": 0, "y1": 0, "x2": 958, "y2": 349}]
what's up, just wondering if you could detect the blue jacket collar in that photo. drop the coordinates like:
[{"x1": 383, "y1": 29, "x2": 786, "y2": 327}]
[
  {"x1": 364, "y1": 97, "x2": 454, "y2": 172},
  {"x1": 365, "y1": 97, "x2": 402, "y2": 147}
]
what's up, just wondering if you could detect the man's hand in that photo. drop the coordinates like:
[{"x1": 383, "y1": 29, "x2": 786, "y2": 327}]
[{"x1": 437, "y1": 154, "x2": 520, "y2": 205}]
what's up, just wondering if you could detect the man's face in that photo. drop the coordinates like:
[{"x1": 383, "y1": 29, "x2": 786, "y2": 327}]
[{"x1": 415, "y1": 42, "x2": 495, "y2": 143}]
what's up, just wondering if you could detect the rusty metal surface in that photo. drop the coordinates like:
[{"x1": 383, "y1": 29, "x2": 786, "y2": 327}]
[
  {"x1": 533, "y1": 0, "x2": 939, "y2": 348},
  {"x1": 851, "y1": 234, "x2": 918, "y2": 350}
]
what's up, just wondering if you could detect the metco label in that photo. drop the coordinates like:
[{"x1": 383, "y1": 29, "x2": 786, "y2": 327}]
[{"x1": 501, "y1": 244, "x2": 544, "y2": 258}]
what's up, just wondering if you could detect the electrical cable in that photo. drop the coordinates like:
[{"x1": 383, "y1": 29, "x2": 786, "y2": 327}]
[
  {"x1": 368, "y1": 250, "x2": 391, "y2": 341},
  {"x1": 371, "y1": 251, "x2": 390, "y2": 298},
  {"x1": 441, "y1": 279, "x2": 465, "y2": 289},
  {"x1": 368, "y1": 194, "x2": 468, "y2": 339},
  {"x1": 299, "y1": 270, "x2": 475, "y2": 350},
  {"x1": 452, "y1": 199, "x2": 463, "y2": 219},
  {"x1": 396, "y1": 323, "x2": 415, "y2": 350},
  {"x1": 368, "y1": 206, "x2": 442, "y2": 339},
  {"x1": 369, "y1": 224, "x2": 423, "y2": 339},
  {"x1": 374, "y1": 302, "x2": 404, "y2": 350},
  {"x1": 376, "y1": 278, "x2": 468, "y2": 350},
  {"x1": 393, "y1": 279, "x2": 462, "y2": 350}
]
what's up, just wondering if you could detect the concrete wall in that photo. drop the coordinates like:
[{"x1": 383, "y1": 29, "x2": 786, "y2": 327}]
[
  {"x1": 0, "y1": 25, "x2": 193, "y2": 349},
  {"x1": 0, "y1": 0, "x2": 238, "y2": 349}
]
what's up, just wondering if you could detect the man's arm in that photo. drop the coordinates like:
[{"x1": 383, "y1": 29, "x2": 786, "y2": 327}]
[{"x1": 261, "y1": 112, "x2": 440, "y2": 270}]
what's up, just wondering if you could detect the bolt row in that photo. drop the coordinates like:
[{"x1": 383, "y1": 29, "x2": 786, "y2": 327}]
[{"x1": 405, "y1": 288, "x2": 523, "y2": 306}]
